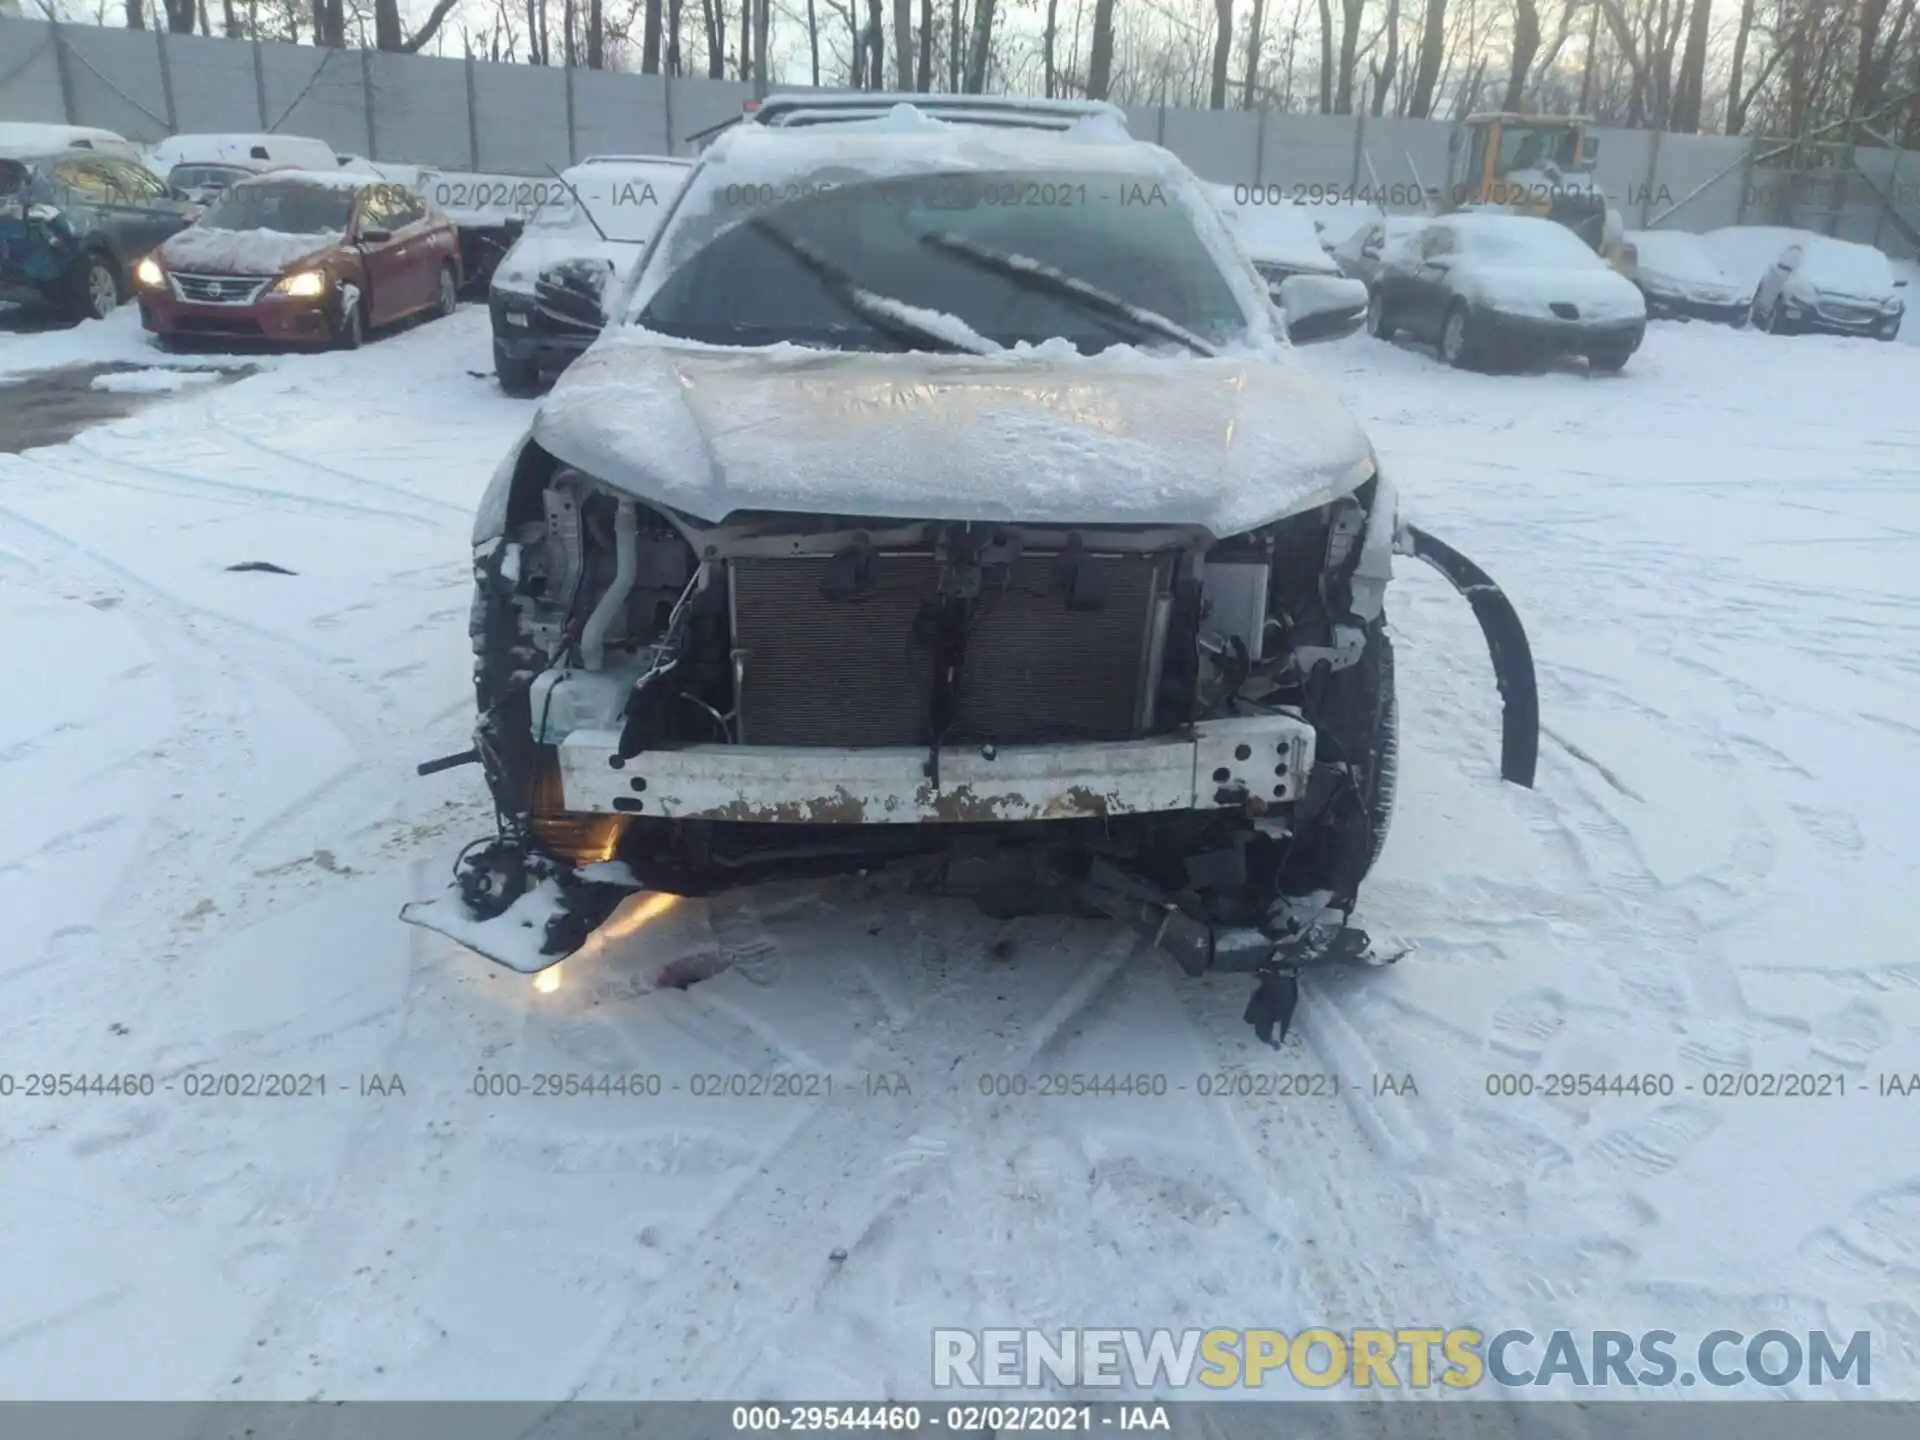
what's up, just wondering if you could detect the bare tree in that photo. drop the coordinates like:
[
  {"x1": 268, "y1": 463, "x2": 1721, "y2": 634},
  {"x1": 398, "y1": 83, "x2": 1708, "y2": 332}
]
[
  {"x1": 1502, "y1": 0, "x2": 1540, "y2": 108},
  {"x1": 1369, "y1": 0, "x2": 1400, "y2": 112},
  {"x1": 1334, "y1": 0, "x2": 1363, "y2": 109},
  {"x1": 642, "y1": 0, "x2": 662, "y2": 69},
  {"x1": 1671, "y1": 0, "x2": 1713, "y2": 128},
  {"x1": 919, "y1": 0, "x2": 934, "y2": 86},
  {"x1": 701, "y1": 0, "x2": 723, "y2": 76},
  {"x1": 964, "y1": 0, "x2": 994, "y2": 89},
  {"x1": 1406, "y1": 0, "x2": 1446, "y2": 114},
  {"x1": 1086, "y1": 0, "x2": 1117, "y2": 97},
  {"x1": 1209, "y1": 0, "x2": 1235, "y2": 105},
  {"x1": 1243, "y1": 0, "x2": 1269, "y2": 105},
  {"x1": 808, "y1": 0, "x2": 822, "y2": 84}
]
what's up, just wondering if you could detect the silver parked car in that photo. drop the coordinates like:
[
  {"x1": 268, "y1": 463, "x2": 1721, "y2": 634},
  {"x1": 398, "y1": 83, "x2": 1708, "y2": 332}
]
[
  {"x1": 1617, "y1": 228, "x2": 1750, "y2": 324},
  {"x1": 1329, "y1": 214, "x2": 1428, "y2": 289},
  {"x1": 403, "y1": 107, "x2": 1540, "y2": 1046},
  {"x1": 1745, "y1": 234, "x2": 1905, "y2": 340}
]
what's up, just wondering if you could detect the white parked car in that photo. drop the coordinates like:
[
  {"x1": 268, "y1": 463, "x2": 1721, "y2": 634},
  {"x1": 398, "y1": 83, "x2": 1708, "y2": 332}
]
[
  {"x1": 1368, "y1": 211, "x2": 1647, "y2": 371},
  {"x1": 0, "y1": 122, "x2": 143, "y2": 163},
  {"x1": 143, "y1": 133, "x2": 341, "y2": 204},
  {"x1": 1745, "y1": 234, "x2": 1906, "y2": 340},
  {"x1": 1700, "y1": 225, "x2": 1829, "y2": 296},
  {"x1": 1618, "y1": 228, "x2": 1751, "y2": 324},
  {"x1": 401, "y1": 105, "x2": 1543, "y2": 1049},
  {"x1": 1207, "y1": 184, "x2": 1346, "y2": 294},
  {"x1": 488, "y1": 155, "x2": 693, "y2": 393}
]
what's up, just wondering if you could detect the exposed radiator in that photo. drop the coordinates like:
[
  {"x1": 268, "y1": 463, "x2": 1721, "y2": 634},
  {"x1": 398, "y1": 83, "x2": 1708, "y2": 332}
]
[{"x1": 729, "y1": 551, "x2": 1165, "y2": 748}]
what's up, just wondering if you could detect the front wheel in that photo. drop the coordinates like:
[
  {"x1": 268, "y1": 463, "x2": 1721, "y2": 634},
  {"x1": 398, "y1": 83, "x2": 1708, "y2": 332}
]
[
  {"x1": 1440, "y1": 303, "x2": 1476, "y2": 369},
  {"x1": 494, "y1": 339, "x2": 541, "y2": 396},
  {"x1": 1589, "y1": 342, "x2": 1634, "y2": 373},
  {"x1": 332, "y1": 287, "x2": 365, "y2": 350},
  {"x1": 62, "y1": 252, "x2": 122, "y2": 323},
  {"x1": 1365, "y1": 289, "x2": 1396, "y2": 341},
  {"x1": 434, "y1": 262, "x2": 458, "y2": 319}
]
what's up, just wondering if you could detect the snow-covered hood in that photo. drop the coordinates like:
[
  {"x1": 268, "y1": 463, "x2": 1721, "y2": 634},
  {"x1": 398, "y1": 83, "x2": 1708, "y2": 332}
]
[
  {"x1": 158, "y1": 225, "x2": 339, "y2": 277},
  {"x1": 491, "y1": 234, "x2": 643, "y2": 297},
  {"x1": 1456, "y1": 263, "x2": 1646, "y2": 323},
  {"x1": 528, "y1": 334, "x2": 1376, "y2": 534},
  {"x1": 1635, "y1": 266, "x2": 1747, "y2": 303}
]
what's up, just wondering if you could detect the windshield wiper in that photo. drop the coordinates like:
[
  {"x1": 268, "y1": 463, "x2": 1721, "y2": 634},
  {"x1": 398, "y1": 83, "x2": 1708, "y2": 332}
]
[
  {"x1": 917, "y1": 231, "x2": 1218, "y2": 357},
  {"x1": 745, "y1": 217, "x2": 996, "y2": 356}
]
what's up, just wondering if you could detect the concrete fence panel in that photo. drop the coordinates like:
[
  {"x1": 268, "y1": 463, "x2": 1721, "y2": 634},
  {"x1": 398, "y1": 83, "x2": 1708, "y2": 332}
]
[
  {"x1": 1259, "y1": 113, "x2": 1359, "y2": 194},
  {"x1": 368, "y1": 50, "x2": 470, "y2": 168},
  {"x1": 572, "y1": 68, "x2": 670, "y2": 159},
  {"x1": 159, "y1": 32, "x2": 269, "y2": 136},
  {"x1": 0, "y1": 21, "x2": 66, "y2": 123},
  {"x1": 62, "y1": 21, "x2": 170, "y2": 140},
  {"x1": 471, "y1": 58, "x2": 571, "y2": 173},
  {"x1": 1159, "y1": 105, "x2": 1261, "y2": 184},
  {"x1": 258, "y1": 44, "x2": 371, "y2": 157},
  {"x1": 1357, "y1": 116, "x2": 1452, "y2": 207}
]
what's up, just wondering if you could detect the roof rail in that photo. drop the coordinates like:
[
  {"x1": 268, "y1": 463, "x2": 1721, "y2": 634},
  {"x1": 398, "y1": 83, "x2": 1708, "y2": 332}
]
[{"x1": 749, "y1": 93, "x2": 1130, "y2": 134}]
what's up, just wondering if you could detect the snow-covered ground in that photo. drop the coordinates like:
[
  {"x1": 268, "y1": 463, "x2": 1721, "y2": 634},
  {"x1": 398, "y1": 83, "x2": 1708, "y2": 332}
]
[{"x1": 1, "y1": 306, "x2": 1916, "y2": 1403}]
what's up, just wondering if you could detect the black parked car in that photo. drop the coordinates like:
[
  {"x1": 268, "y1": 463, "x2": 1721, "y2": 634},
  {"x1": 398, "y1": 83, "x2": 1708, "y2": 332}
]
[
  {"x1": 1368, "y1": 212, "x2": 1648, "y2": 372},
  {"x1": 0, "y1": 151, "x2": 199, "y2": 321}
]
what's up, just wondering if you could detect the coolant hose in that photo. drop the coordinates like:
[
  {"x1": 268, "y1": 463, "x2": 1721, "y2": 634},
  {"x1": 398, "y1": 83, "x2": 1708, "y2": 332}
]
[{"x1": 579, "y1": 498, "x2": 638, "y2": 672}]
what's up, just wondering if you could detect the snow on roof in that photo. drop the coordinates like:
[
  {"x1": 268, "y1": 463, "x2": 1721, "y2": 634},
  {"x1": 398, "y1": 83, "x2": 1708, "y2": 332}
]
[
  {"x1": 1799, "y1": 236, "x2": 1897, "y2": 293},
  {"x1": 1206, "y1": 185, "x2": 1337, "y2": 268},
  {"x1": 146, "y1": 133, "x2": 338, "y2": 169},
  {"x1": 236, "y1": 167, "x2": 378, "y2": 191},
  {"x1": 1701, "y1": 225, "x2": 1830, "y2": 286},
  {"x1": 698, "y1": 104, "x2": 1167, "y2": 181},
  {"x1": 1623, "y1": 228, "x2": 1737, "y2": 287}
]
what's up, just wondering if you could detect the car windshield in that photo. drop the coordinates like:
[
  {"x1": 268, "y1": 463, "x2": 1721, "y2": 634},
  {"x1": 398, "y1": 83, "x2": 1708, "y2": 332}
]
[
  {"x1": 1455, "y1": 221, "x2": 1601, "y2": 267},
  {"x1": 1800, "y1": 240, "x2": 1895, "y2": 292},
  {"x1": 201, "y1": 180, "x2": 356, "y2": 235},
  {"x1": 634, "y1": 167, "x2": 1252, "y2": 354},
  {"x1": 170, "y1": 163, "x2": 251, "y2": 193}
]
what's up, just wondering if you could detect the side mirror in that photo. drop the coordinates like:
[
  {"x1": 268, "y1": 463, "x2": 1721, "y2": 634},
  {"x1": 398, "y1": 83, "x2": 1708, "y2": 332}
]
[
  {"x1": 358, "y1": 228, "x2": 393, "y2": 244},
  {"x1": 1896, "y1": 278, "x2": 1909, "y2": 288},
  {"x1": 1277, "y1": 274, "x2": 1368, "y2": 345}
]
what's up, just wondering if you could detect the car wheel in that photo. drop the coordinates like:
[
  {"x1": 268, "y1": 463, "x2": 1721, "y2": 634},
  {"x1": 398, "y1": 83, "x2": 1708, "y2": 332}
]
[
  {"x1": 332, "y1": 289, "x2": 366, "y2": 350},
  {"x1": 63, "y1": 252, "x2": 122, "y2": 323},
  {"x1": 435, "y1": 263, "x2": 458, "y2": 318},
  {"x1": 494, "y1": 339, "x2": 541, "y2": 396},
  {"x1": 1589, "y1": 343, "x2": 1633, "y2": 374},
  {"x1": 1365, "y1": 290, "x2": 1395, "y2": 341},
  {"x1": 1300, "y1": 623, "x2": 1398, "y2": 893},
  {"x1": 1440, "y1": 304, "x2": 1474, "y2": 368}
]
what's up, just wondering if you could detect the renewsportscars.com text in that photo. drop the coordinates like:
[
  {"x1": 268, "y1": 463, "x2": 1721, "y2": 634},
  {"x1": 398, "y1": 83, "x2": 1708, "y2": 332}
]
[{"x1": 931, "y1": 1327, "x2": 1873, "y2": 1390}]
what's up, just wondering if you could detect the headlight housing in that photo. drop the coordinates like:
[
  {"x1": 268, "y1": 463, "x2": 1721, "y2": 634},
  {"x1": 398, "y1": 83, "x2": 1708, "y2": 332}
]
[
  {"x1": 133, "y1": 257, "x2": 165, "y2": 289},
  {"x1": 273, "y1": 270, "x2": 329, "y2": 298}
]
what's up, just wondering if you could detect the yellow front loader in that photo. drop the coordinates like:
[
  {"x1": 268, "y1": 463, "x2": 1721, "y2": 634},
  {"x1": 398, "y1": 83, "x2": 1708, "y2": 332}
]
[{"x1": 1443, "y1": 113, "x2": 1626, "y2": 263}]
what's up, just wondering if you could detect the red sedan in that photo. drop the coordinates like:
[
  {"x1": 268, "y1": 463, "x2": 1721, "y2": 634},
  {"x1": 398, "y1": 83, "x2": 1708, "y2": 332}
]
[{"x1": 135, "y1": 170, "x2": 461, "y2": 349}]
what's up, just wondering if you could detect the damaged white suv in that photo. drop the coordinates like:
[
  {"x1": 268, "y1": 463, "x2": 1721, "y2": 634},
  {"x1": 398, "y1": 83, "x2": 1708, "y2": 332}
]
[{"x1": 405, "y1": 105, "x2": 1540, "y2": 1044}]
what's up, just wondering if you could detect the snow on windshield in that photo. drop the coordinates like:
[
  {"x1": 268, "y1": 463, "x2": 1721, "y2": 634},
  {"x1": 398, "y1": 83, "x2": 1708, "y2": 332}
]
[
  {"x1": 1624, "y1": 229, "x2": 1731, "y2": 285},
  {"x1": 625, "y1": 112, "x2": 1276, "y2": 350},
  {"x1": 1799, "y1": 238, "x2": 1896, "y2": 293},
  {"x1": 1451, "y1": 217, "x2": 1602, "y2": 267},
  {"x1": 1703, "y1": 227, "x2": 1820, "y2": 287}
]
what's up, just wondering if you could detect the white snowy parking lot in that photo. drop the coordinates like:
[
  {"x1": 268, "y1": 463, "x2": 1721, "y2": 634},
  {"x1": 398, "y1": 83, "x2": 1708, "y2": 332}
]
[{"x1": 1, "y1": 308, "x2": 1917, "y2": 1403}]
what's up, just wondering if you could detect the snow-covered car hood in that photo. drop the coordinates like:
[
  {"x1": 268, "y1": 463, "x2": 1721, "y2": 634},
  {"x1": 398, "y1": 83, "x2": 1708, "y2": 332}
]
[
  {"x1": 158, "y1": 226, "x2": 339, "y2": 276},
  {"x1": 491, "y1": 234, "x2": 643, "y2": 296},
  {"x1": 527, "y1": 333, "x2": 1376, "y2": 535},
  {"x1": 1456, "y1": 263, "x2": 1646, "y2": 322},
  {"x1": 1635, "y1": 266, "x2": 1748, "y2": 303}
]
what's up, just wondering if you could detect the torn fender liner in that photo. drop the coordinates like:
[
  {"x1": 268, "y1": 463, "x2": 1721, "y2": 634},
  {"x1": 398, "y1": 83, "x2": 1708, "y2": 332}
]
[
  {"x1": 1395, "y1": 523, "x2": 1540, "y2": 788},
  {"x1": 399, "y1": 843, "x2": 645, "y2": 973}
]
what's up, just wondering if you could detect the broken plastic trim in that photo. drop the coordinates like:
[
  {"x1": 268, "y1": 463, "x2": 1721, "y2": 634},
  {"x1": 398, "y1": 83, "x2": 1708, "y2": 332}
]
[{"x1": 1394, "y1": 523, "x2": 1540, "y2": 788}]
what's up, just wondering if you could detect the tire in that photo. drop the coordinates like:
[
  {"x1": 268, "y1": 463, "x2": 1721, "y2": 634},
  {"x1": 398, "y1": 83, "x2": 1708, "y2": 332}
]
[
  {"x1": 494, "y1": 338, "x2": 542, "y2": 396},
  {"x1": 1589, "y1": 342, "x2": 1634, "y2": 373},
  {"x1": 1365, "y1": 289, "x2": 1395, "y2": 341},
  {"x1": 1440, "y1": 302, "x2": 1475, "y2": 369},
  {"x1": 434, "y1": 262, "x2": 458, "y2": 319},
  {"x1": 1309, "y1": 624, "x2": 1399, "y2": 893},
  {"x1": 332, "y1": 290, "x2": 365, "y2": 350},
  {"x1": 62, "y1": 251, "x2": 122, "y2": 323}
]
